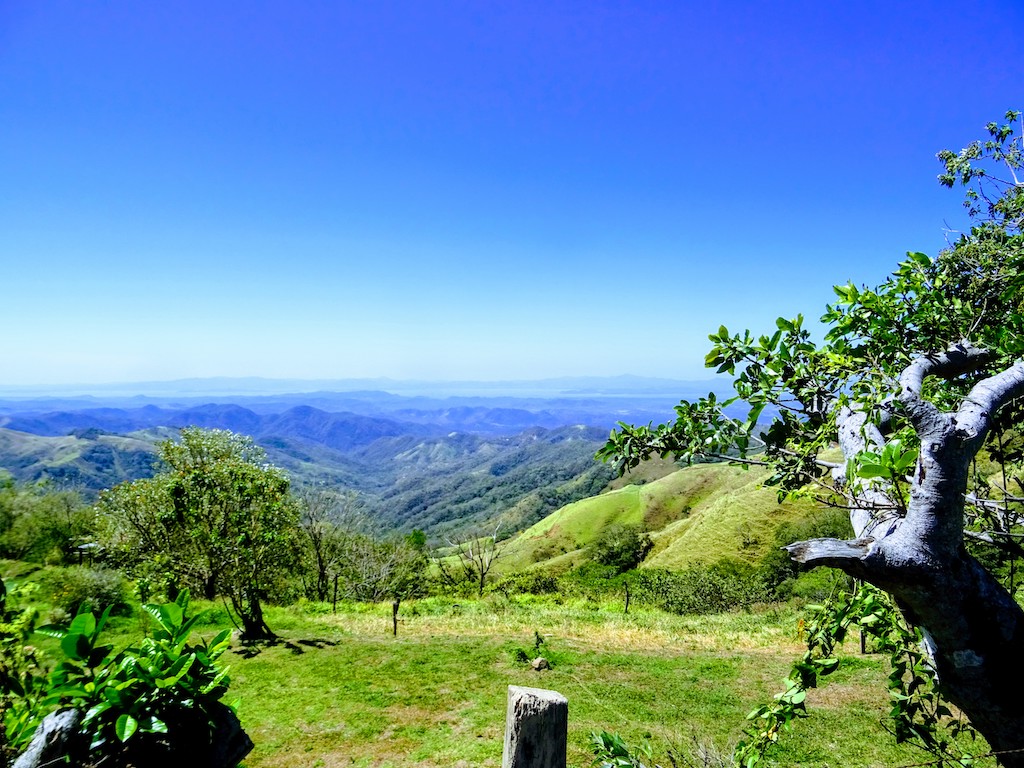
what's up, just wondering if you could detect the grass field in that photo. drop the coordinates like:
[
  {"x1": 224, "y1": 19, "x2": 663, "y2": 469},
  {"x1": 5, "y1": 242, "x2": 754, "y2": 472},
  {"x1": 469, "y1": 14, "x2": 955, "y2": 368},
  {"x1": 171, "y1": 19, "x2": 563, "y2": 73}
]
[
  {"x1": 0, "y1": 554, "x2": 994, "y2": 768},
  {"x1": 214, "y1": 597, "x2": 975, "y2": 768}
]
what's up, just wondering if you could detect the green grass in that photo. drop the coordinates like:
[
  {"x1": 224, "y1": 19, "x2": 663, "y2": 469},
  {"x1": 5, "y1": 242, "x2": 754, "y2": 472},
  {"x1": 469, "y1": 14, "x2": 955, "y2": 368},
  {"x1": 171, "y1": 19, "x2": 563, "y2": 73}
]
[
  {"x1": 217, "y1": 598, "x2": 972, "y2": 768},
  {"x1": 500, "y1": 462, "x2": 820, "y2": 574},
  {"x1": 0, "y1": 558, "x2": 993, "y2": 768}
]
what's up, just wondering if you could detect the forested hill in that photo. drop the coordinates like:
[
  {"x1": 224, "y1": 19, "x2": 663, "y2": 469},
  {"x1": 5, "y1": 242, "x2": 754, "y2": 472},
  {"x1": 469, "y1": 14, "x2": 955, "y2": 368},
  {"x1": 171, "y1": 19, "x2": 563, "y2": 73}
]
[
  {"x1": 0, "y1": 381, "x2": 748, "y2": 535},
  {"x1": 0, "y1": 396, "x2": 626, "y2": 536}
]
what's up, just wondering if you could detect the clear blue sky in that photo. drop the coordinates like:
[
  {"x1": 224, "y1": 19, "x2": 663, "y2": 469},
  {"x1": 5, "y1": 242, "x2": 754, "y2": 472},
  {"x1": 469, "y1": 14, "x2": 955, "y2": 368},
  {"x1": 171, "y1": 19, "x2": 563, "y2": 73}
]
[{"x1": 1, "y1": 1, "x2": 1021, "y2": 387}]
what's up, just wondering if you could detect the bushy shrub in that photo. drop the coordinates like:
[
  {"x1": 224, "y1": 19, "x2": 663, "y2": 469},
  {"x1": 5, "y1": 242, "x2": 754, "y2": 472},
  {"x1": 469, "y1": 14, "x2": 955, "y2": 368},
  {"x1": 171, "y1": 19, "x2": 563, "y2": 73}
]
[
  {"x1": 774, "y1": 567, "x2": 851, "y2": 603},
  {"x1": 42, "y1": 566, "x2": 129, "y2": 617},
  {"x1": 590, "y1": 524, "x2": 654, "y2": 573},
  {"x1": 0, "y1": 486, "x2": 94, "y2": 565},
  {"x1": 7, "y1": 590, "x2": 243, "y2": 764},
  {"x1": 630, "y1": 563, "x2": 769, "y2": 615},
  {"x1": 494, "y1": 571, "x2": 560, "y2": 596},
  {"x1": 757, "y1": 508, "x2": 853, "y2": 597},
  {"x1": 559, "y1": 562, "x2": 625, "y2": 600}
]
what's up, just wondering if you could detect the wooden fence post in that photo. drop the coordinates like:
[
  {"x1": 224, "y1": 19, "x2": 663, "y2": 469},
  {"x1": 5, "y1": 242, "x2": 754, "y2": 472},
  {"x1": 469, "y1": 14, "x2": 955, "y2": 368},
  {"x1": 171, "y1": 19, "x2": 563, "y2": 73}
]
[{"x1": 501, "y1": 685, "x2": 567, "y2": 768}]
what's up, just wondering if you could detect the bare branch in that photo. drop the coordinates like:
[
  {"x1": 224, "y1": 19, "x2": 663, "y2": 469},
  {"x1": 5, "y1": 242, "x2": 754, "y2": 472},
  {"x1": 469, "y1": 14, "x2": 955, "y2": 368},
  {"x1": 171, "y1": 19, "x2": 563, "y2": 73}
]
[
  {"x1": 897, "y1": 340, "x2": 992, "y2": 435},
  {"x1": 963, "y1": 529, "x2": 1024, "y2": 559},
  {"x1": 783, "y1": 537, "x2": 875, "y2": 579},
  {"x1": 965, "y1": 493, "x2": 1024, "y2": 511},
  {"x1": 956, "y1": 360, "x2": 1024, "y2": 445}
]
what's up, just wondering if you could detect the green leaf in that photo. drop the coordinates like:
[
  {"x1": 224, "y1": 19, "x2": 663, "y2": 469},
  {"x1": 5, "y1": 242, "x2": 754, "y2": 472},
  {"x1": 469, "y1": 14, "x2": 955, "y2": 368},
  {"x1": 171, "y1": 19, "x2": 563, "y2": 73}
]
[
  {"x1": 157, "y1": 601, "x2": 184, "y2": 630},
  {"x1": 83, "y1": 702, "x2": 111, "y2": 725},
  {"x1": 115, "y1": 713, "x2": 138, "y2": 742},
  {"x1": 814, "y1": 657, "x2": 840, "y2": 673},
  {"x1": 68, "y1": 612, "x2": 96, "y2": 638},
  {"x1": 856, "y1": 463, "x2": 888, "y2": 479},
  {"x1": 94, "y1": 605, "x2": 114, "y2": 636},
  {"x1": 34, "y1": 623, "x2": 69, "y2": 639},
  {"x1": 61, "y1": 632, "x2": 92, "y2": 662}
]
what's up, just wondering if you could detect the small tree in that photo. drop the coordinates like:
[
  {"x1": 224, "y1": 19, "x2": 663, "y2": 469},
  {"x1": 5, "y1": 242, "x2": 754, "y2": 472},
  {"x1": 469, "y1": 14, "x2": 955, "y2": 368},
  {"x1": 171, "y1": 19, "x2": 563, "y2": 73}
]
[
  {"x1": 0, "y1": 483, "x2": 93, "y2": 565},
  {"x1": 99, "y1": 428, "x2": 298, "y2": 640},
  {"x1": 297, "y1": 486, "x2": 362, "y2": 602},
  {"x1": 436, "y1": 523, "x2": 506, "y2": 596},
  {"x1": 332, "y1": 531, "x2": 427, "y2": 603}
]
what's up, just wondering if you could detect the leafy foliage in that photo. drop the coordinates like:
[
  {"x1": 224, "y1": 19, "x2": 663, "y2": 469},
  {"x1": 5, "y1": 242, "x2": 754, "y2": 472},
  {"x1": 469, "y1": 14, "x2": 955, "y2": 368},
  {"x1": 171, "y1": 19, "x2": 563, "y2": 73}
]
[
  {"x1": 734, "y1": 583, "x2": 980, "y2": 768},
  {"x1": 591, "y1": 730, "x2": 657, "y2": 768},
  {"x1": 0, "y1": 577, "x2": 43, "y2": 762},
  {"x1": 3, "y1": 589, "x2": 235, "y2": 764},
  {"x1": 99, "y1": 428, "x2": 299, "y2": 639},
  {"x1": 590, "y1": 524, "x2": 654, "y2": 573}
]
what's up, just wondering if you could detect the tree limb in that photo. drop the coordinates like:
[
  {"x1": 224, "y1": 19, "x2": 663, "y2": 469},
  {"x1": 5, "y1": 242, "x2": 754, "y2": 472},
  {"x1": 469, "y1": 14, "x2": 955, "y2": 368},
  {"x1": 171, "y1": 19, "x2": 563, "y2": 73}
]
[
  {"x1": 783, "y1": 537, "x2": 875, "y2": 578},
  {"x1": 963, "y1": 529, "x2": 1024, "y2": 559},
  {"x1": 956, "y1": 360, "x2": 1024, "y2": 445},
  {"x1": 897, "y1": 340, "x2": 992, "y2": 435}
]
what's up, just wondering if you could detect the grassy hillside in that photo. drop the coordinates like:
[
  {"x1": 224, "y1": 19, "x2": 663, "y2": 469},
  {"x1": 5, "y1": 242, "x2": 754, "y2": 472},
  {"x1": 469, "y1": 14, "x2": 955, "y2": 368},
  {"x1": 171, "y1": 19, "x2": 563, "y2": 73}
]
[{"x1": 500, "y1": 461, "x2": 819, "y2": 573}]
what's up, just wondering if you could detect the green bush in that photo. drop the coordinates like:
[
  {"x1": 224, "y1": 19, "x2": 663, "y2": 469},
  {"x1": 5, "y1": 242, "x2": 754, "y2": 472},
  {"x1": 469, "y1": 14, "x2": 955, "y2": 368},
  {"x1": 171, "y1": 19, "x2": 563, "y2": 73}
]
[
  {"x1": 590, "y1": 730, "x2": 654, "y2": 768},
  {"x1": 560, "y1": 562, "x2": 623, "y2": 595},
  {"x1": 758, "y1": 508, "x2": 853, "y2": 595},
  {"x1": 7, "y1": 590, "x2": 237, "y2": 762},
  {"x1": 0, "y1": 486, "x2": 94, "y2": 565},
  {"x1": 590, "y1": 524, "x2": 654, "y2": 573},
  {"x1": 630, "y1": 563, "x2": 769, "y2": 615},
  {"x1": 42, "y1": 566, "x2": 129, "y2": 618},
  {"x1": 494, "y1": 571, "x2": 560, "y2": 596}
]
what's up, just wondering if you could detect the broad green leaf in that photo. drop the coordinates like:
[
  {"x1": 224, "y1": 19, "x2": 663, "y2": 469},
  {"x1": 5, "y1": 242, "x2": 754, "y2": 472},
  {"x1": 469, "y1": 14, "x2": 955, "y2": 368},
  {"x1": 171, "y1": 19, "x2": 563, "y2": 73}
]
[
  {"x1": 115, "y1": 713, "x2": 138, "y2": 742},
  {"x1": 61, "y1": 632, "x2": 92, "y2": 662},
  {"x1": 68, "y1": 612, "x2": 96, "y2": 637}
]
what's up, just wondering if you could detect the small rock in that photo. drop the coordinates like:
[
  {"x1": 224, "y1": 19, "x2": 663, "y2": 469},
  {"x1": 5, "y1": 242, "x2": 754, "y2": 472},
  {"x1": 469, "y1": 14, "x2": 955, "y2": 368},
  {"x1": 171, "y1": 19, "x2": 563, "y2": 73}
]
[
  {"x1": 13, "y1": 709, "x2": 83, "y2": 768},
  {"x1": 531, "y1": 656, "x2": 550, "y2": 671}
]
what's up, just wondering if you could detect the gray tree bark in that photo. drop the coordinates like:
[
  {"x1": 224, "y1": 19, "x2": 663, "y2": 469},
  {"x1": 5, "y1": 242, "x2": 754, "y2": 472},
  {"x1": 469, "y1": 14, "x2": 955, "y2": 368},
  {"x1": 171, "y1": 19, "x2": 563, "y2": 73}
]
[{"x1": 787, "y1": 344, "x2": 1024, "y2": 764}]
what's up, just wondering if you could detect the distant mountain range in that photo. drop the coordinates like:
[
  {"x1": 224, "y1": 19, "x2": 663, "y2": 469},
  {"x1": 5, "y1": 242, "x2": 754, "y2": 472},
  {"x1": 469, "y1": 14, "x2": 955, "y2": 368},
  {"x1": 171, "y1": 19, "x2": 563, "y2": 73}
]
[{"x1": 0, "y1": 378, "x2": 758, "y2": 536}]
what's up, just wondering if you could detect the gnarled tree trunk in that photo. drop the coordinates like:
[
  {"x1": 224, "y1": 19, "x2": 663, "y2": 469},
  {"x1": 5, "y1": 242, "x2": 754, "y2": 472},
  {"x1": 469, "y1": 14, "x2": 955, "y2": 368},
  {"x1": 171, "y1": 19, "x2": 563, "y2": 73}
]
[{"x1": 788, "y1": 347, "x2": 1024, "y2": 764}]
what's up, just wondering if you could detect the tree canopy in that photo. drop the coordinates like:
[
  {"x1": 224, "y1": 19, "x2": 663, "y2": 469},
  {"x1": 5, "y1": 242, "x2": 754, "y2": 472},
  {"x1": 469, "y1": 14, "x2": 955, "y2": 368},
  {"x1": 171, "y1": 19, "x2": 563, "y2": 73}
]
[
  {"x1": 99, "y1": 428, "x2": 299, "y2": 640},
  {"x1": 600, "y1": 111, "x2": 1024, "y2": 762}
]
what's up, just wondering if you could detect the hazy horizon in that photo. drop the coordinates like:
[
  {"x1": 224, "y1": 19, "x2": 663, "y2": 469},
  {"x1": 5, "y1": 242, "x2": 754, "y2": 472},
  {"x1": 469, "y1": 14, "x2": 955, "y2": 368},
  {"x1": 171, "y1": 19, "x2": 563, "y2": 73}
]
[
  {"x1": 2, "y1": 2, "x2": 1020, "y2": 386},
  {"x1": 0, "y1": 372, "x2": 726, "y2": 400}
]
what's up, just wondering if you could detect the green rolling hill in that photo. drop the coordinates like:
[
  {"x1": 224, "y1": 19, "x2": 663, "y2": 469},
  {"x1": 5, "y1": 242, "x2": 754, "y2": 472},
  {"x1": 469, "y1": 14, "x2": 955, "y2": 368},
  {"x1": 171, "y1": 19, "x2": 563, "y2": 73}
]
[{"x1": 500, "y1": 460, "x2": 821, "y2": 573}]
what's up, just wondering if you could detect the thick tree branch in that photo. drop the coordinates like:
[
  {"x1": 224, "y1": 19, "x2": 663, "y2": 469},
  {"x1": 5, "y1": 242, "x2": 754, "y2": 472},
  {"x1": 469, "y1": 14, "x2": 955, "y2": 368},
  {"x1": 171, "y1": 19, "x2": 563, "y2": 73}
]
[
  {"x1": 832, "y1": 405, "x2": 903, "y2": 539},
  {"x1": 956, "y1": 360, "x2": 1024, "y2": 446},
  {"x1": 783, "y1": 537, "x2": 875, "y2": 579},
  {"x1": 897, "y1": 340, "x2": 992, "y2": 435}
]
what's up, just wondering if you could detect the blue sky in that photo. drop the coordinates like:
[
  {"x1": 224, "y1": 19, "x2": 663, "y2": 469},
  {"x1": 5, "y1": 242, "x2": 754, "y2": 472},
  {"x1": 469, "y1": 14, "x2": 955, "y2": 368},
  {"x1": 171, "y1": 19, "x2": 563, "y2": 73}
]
[{"x1": 1, "y1": 1, "x2": 1021, "y2": 387}]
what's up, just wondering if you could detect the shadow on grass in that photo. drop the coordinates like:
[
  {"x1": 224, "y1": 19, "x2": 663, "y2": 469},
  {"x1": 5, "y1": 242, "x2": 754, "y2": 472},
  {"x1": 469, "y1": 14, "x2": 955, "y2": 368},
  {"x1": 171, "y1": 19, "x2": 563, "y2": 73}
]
[{"x1": 233, "y1": 635, "x2": 339, "y2": 659}]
